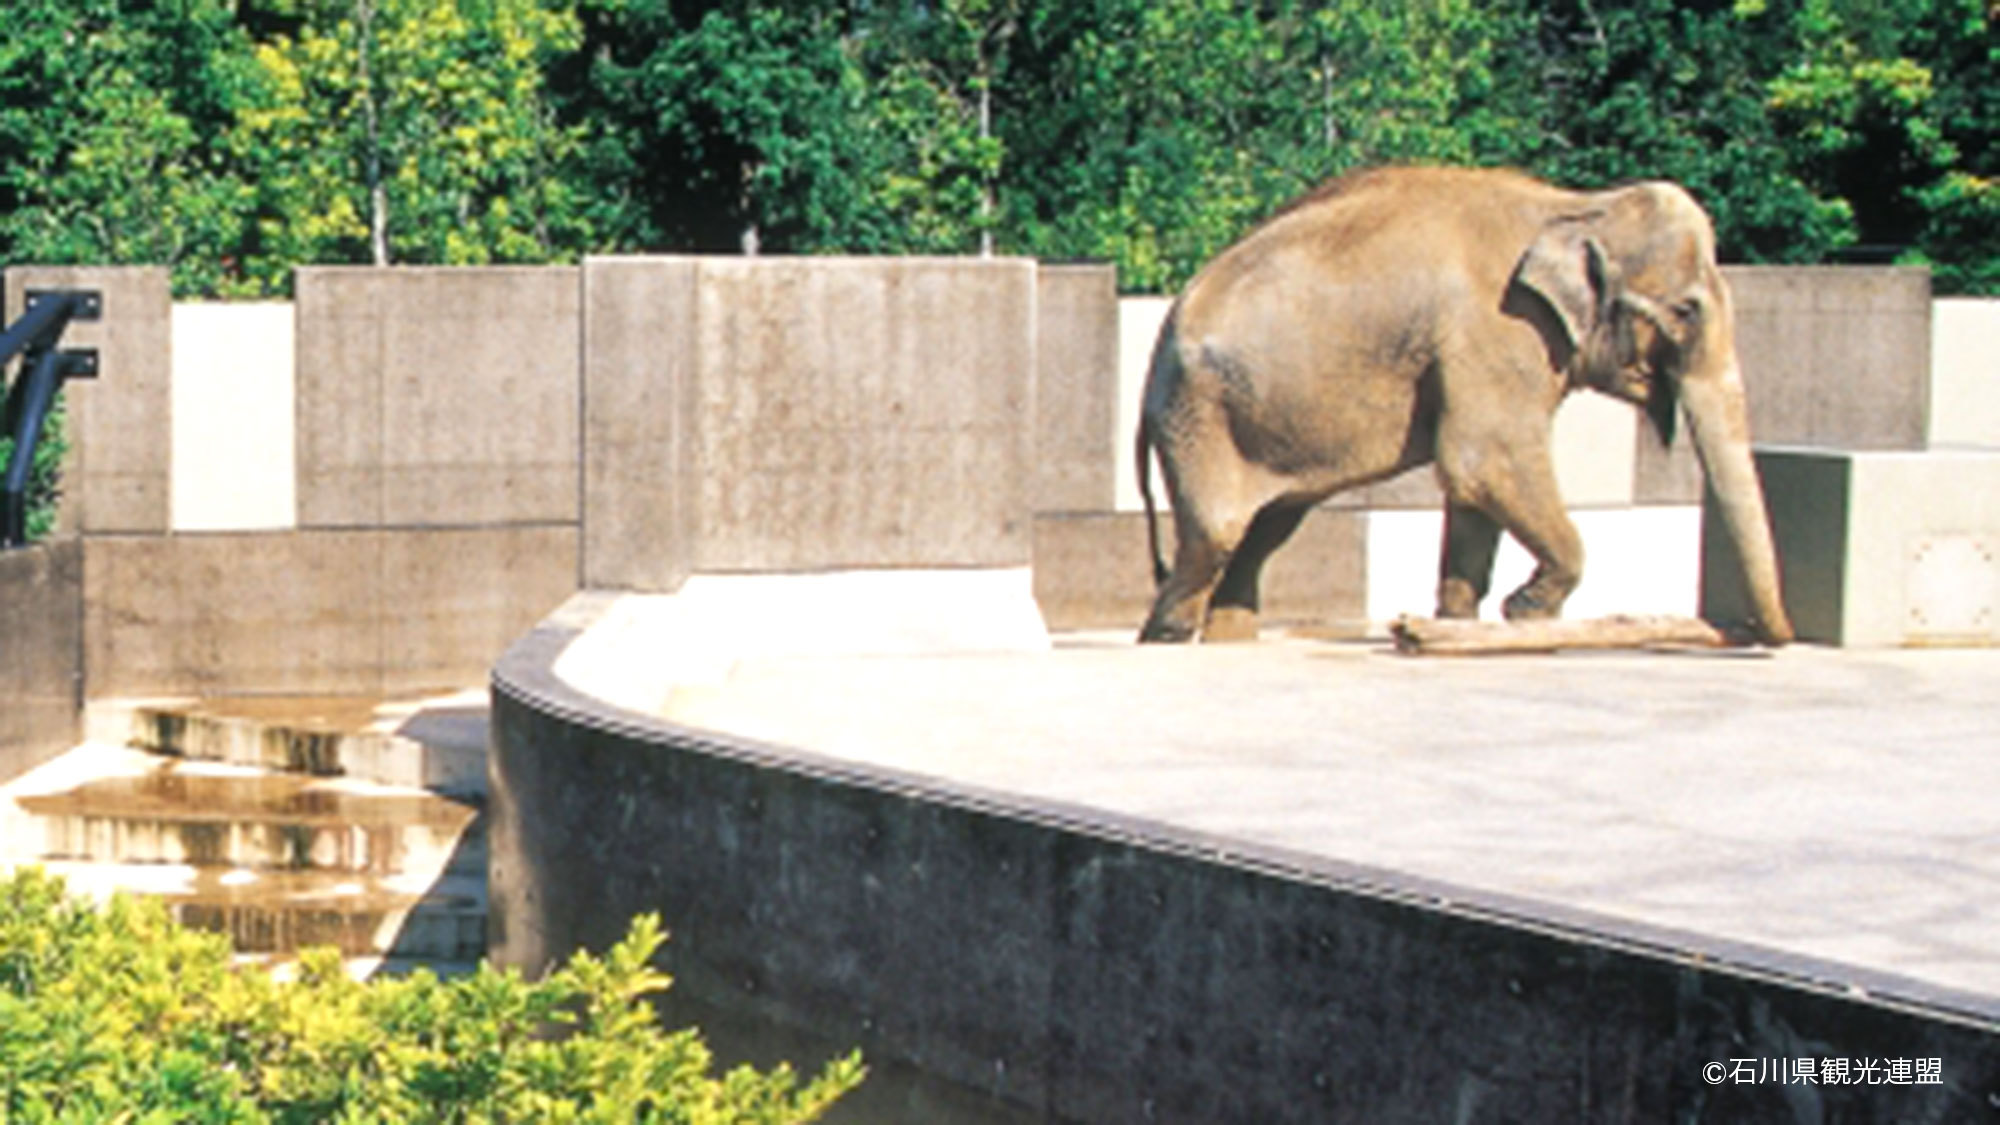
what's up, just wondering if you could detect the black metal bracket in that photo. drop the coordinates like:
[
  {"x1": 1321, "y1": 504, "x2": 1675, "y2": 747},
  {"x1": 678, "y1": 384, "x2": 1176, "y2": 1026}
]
[
  {"x1": 55, "y1": 349, "x2": 98, "y2": 380},
  {"x1": 24, "y1": 289, "x2": 102, "y2": 322},
  {"x1": 2, "y1": 288, "x2": 102, "y2": 547}
]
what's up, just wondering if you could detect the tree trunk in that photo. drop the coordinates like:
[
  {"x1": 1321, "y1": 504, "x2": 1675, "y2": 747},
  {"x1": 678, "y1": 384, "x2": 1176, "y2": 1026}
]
[
  {"x1": 1391, "y1": 614, "x2": 1742, "y2": 655},
  {"x1": 357, "y1": 0, "x2": 389, "y2": 266}
]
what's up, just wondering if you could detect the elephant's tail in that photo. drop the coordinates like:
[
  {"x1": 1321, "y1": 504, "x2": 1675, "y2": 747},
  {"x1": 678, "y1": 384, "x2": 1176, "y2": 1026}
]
[{"x1": 1137, "y1": 416, "x2": 1169, "y2": 588}]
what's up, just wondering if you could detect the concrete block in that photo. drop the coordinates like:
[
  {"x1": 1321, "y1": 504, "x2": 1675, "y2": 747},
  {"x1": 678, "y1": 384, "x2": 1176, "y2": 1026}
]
[
  {"x1": 1632, "y1": 422, "x2": 1705, "y2": 505},
  {"x1": 296, "y1": 267, "x2": 581, "y2": 528},
  {"x1": 1368, "y1": 507, "x2": 1702, "y2": 624},
  {"x1": 171, "y1": 302, "x2": 296, "y2": 531},
  {"x1": 84, "y1": 531, "x2": 381, "y2": 696},
  {"x1": 83, "y1": 527, "x2": 579, "y2": 696},
  {"x1": 1707, "y1": 447, "x2": 2000, "y2": 646},
  {"x1": 1929, "y1": 298, "x2": 2000, "y2": 448},
  {"x1": 552, "y1": 571, "x2": 1050, "y2": 715},
  {"x1": 581, "y1": 257, "x2": 697, "y2": 591},
  {"x1": 1032, "y1": 509, "x2": 1364, "y2": 631},
  {"x1": 1551, "y1": 390, "x2": 1637, "y2": 507},
  {"x1": 1724, "y1": 266, "x2": 1931, "y2": 451},
  {"x1": 0, "y1": 540, "x2": 82, "y2": 780},
  {"x1": 378, "y1": 525, "x2": 581, "y2": 693},
  {"x1": 689, "y1": 257, "x2": 1036, "y2": 571},
  {"x1": 1034, "y1": 264, "x2": 1119, "y2": 512},
  {"x1": 1115, "y1": 297, "x2": 1172, "y2": 512},
  {"x1": 5, "y1": 267, "x2": 173, "y2": 534}
]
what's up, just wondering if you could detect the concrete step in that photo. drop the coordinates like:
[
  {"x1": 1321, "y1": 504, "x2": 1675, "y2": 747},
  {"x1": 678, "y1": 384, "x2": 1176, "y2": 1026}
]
[
  {"x1": 4, "y1": 746, "x2": 481, "y2": 876},
  {"x1": 84, "y1": 692, "x2": 488, "y2": 797},
  {"x1": 19, "y1": 860, "x2": 487, "y2": 962},
  {"x1": 1, "y1": 743, "x2": 489, "y2": 974}
]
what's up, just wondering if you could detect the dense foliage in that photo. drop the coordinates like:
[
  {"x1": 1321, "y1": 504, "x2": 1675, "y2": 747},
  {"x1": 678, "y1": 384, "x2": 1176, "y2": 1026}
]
[
  {"x1": 0, "y1": 867, "x2": 863, "y2": 1122},
  {"x1": 0, "y1": 0, "x2": 1992, "y2": 296}
]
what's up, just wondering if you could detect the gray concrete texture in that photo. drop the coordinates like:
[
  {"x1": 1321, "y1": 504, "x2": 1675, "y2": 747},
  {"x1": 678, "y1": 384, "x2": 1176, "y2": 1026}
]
[
  {"x1": 582, "y1": 256, "x2": 1038, "y2": 589},
  {"x1": 0, "y1": 540, "x2": 82, "y2": 779},
  {"x1": 1727, "y1": 265, "x2": 1932, "y2": 451},
  {"x1": 4, "y1": 267, "x2": 173, "y2": 534},
  {"x1": 492, "y1": 609, "x2": 2000, "y2": 1123},
  {"x1": 295, "y1": 267, "x2": 581, "y2": 529},
  {"x1": 589, "y1": 623, "x2": 2000, "y2": 1015},
  {"x1": 83, "y1": 527, "x2": 577, "y2": 697},
  {"x1": 1708, "y1": 446, "x2": 2000, "y2": 646},
  {"x1": 1033, "y1": 509, "x2": 1364, "y2": 631},
  {"x1": 1033, "y1": 264, "x2": 1119, "y2": 513},
  {"x1": 582, "y1": 258, "x2": 698, "y2": 591}
]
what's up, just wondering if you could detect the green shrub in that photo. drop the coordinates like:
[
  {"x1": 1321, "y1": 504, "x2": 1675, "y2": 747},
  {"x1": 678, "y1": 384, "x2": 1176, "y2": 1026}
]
[{"x1": 0, "y1": 867, "x2": 863, "y2": 1123}]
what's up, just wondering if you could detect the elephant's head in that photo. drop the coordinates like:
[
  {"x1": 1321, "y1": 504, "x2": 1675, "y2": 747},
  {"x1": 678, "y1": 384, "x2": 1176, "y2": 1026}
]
[{"x1": 1512, "y1": 183, "x2": 1795, "y2": 645}]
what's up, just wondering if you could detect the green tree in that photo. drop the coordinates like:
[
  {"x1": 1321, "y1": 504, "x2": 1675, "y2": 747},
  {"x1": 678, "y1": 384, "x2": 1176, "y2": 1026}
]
[
  {"x1": 1518, "y1": 0, "x2": 1858, "y2": 264},
  {"x1": 998, "y1": 0, "x2": 1529, "y2": 291},
  {"x1": 555, "y1": 0, "x2": 962, "y2": 256},
  {"x1": 0, "y1": 0, "x2": 254, "y2": 296},
  {"x1": 234, "y1": 0, "x2": 590, "y2": 290}
]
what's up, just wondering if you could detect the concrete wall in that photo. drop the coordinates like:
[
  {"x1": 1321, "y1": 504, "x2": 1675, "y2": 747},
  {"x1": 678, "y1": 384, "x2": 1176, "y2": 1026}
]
[
  {"x1": 84, "y1": 527, "x2": 578, "y2": 698},
  {"x1": 1931, "y1": 298, "x2": 2000, "y2": 448},
  {"x1": 491, "y1": 623, "x2": 2000, "y2": 1124},
  {"x1": 4, "y1": 267, "x2": 173, "y2": 535},
  {"x1": 1727, "y1": 266, "x2": 1932, "y2": 452},
  {"x1": 1034, "y1": 264, "x2": 1119, "y2": 513},
  {"x1": 296, "y1": 267, "x2": 581, "y2": 529},
  {"x1": 1706, "y1": 447, "x2": 2000, "y2": 647},
  {"x1": 583, "y1": 256, "x2": 1037, "y2": 590},
  {"x1": 1, "y1": 265, "x2": 585, "y2": 704},
  {"x1": 0, "y1": 260, "x2": 1971, "y2": 716},
  {"x1": 0, "y1": 541, "x2": 82, "y2": 777}
]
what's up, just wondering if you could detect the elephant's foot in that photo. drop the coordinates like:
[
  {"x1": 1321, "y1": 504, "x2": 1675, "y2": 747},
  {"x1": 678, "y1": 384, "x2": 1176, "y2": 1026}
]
[
  {"x1": 1137, "y1": 617, "x2": 1197, "y2": 643},
  {"x1": 1501, "y1": 586, "x2": 1564, "y2": 621},
  {"x1": 1201, "y1": 606, "x2": 1260, "y2": 642},
  {"x1": 1436, "y1": 578, "x2": 1484, "y2": 619}
]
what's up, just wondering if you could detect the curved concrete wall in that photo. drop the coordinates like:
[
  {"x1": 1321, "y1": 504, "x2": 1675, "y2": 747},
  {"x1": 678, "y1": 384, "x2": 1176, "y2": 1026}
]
[{"x1": 490, "y1": 610, "x2": 2000, "y2": 1124}]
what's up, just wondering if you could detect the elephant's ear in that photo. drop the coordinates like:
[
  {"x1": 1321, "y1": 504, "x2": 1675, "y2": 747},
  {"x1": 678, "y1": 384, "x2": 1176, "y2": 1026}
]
[{"x1": 1513, "y1": 220, "x2": 1612, "y2": 350}]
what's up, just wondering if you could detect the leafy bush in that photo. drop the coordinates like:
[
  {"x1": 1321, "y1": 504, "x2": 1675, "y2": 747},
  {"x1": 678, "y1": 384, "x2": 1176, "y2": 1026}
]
[{"x1": 0, "y1": 867, "x2": 863, "y2": 1123}]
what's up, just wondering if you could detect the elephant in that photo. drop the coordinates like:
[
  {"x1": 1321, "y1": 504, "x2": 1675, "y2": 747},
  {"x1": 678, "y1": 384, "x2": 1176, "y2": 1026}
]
[{"x1": 1134, "y1": 165, "x2": 1795, "y2": 646}]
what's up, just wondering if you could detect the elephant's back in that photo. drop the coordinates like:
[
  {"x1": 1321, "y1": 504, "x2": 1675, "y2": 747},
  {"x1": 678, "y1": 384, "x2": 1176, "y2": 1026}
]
[{"x1": 1175, "y1": 166, "x2": 1571, "y2": 354}]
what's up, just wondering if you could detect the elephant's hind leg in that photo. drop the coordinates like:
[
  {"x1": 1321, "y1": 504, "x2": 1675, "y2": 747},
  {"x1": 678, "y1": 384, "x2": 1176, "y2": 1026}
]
[
  {"x1": 1436, "y1": 502, "x2": 1502, "y2": 618},
  {"x1": 1206, "y1": 499, "x2": 1312, "y2": 641},
  {"x1": 1138, "y1": 517, "x2": 1231, "y2": 643}
]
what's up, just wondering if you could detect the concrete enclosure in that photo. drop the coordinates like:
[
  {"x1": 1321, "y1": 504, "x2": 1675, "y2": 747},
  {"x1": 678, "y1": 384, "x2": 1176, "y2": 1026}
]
[
  {"x1": 0, "y1": 261, "x2": 1987, "y2": 723},
  {"x1": 583, "y1": 257, "x2": 1038, "y2": 590}
]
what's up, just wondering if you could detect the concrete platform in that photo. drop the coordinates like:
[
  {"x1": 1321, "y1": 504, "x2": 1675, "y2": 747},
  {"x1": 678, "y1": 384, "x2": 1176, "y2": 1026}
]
[
  {"x1": 600, "y1": 626, "x2": 2000, "y2": 1016},
  {"x1": 491, "y1": 586, "x2": 2000, "y2": 1122}
]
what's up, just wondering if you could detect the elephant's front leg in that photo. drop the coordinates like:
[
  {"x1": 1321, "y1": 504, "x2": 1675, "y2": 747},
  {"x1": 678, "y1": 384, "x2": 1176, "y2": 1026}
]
[
  {"x1": 1438, "y1": 435, "x2": 1584, "y2": 621},
  {"x1": 1489, "y1": 473, "x2": 1584, "y2": 621}
]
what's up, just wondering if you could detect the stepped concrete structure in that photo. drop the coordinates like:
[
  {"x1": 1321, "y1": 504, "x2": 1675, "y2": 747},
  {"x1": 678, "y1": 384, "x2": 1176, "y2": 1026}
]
[{"x1": 2, "y1": 694, "x2": 487, "y2": 976}]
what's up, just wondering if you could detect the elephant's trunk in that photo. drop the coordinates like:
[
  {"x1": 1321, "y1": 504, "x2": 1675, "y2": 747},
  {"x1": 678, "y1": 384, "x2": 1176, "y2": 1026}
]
[{"x1": 1680, "y1": 361, "x2": 1794, "y2": 645}]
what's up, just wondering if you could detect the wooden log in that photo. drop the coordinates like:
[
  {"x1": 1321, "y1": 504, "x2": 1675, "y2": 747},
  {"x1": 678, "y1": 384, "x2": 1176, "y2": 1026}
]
[{"x1": 1390, "y1": 614, "x2": 1742, "y2": 656}]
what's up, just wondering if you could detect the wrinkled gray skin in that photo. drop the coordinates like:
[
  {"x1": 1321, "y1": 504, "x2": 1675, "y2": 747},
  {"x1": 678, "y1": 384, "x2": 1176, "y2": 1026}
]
[{"x1": 1136, "y1": 166, "x2": 1795, "y2": 645}]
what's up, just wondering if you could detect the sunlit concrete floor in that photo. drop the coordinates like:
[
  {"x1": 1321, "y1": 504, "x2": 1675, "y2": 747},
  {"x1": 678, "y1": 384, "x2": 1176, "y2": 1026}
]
[{"x1": 569, "y1": 626, "x2": 2000, "y2": 1021}]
